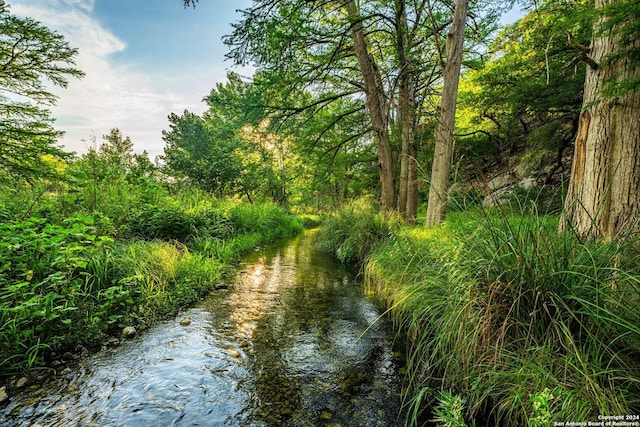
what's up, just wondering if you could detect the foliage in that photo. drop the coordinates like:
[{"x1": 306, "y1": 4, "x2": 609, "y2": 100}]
[
  {"x1": 124, "y1": 200, "x2": 230, "y2": 241},
  {"x1": 0, "y1": 1, "x2": 83, "y2": 179},
  {"x1": 161, "y1": 73, "x2": 294, "y2": 204},
  {"x1": 0, "y1": 173, "x2": 303, "y2": 377},
  {"x1": 67, "y1": 129, "x2": 163, "y2": 226},
  {"x1": 317, "y1": 198, "x2": 400, "y2": 264},
  {"x1": 161, "y1": 109, "x2": 241, "y2": 194},
  {"x1": 364, "y1": 211, "x2": 640, "y2": 424},
  {"x1": 0, "y1": 214, "x2": 113, "y2": 373},
  {"x1": 227, "y1": 202, "x2": 303, "y2": 240},
  {"x1": 529, "y1": 388, "x2": 555, "y2": 427},
  {"x1": 456, "y1": 1, "x2": 590, "y2": 169},
  {"x1": 432, "y1": 391, "x2": 471, "y2": 427}
]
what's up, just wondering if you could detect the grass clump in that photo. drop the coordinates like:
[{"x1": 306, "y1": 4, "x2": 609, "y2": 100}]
[
  {"x1": 227, "y1": 202, "x2": 304, "y2": 240},
  {"x1": 365, "y1": 211, "x2": 640, "y2": 425},
  {"x1": 317, "y1": 197, "x2": 400, "y2": 264}
]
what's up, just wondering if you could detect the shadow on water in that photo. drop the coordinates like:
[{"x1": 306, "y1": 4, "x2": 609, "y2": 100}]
[{"x1": 1, "y1": 229, "x2": 404, "y2": 426}]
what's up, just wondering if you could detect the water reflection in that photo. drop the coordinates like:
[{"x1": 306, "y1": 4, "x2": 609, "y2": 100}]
[{"x1": 1, "y1": 229, "x2": 402, "y2": 426}]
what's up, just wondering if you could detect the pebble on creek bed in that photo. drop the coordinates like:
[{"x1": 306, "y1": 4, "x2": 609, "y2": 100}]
[{"x1": 121, "y1": 326, "x2": 137, "y2": 339}]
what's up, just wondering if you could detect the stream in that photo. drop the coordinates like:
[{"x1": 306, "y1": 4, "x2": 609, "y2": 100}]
[{"x1": 0, "y1": 229, "x2": 404, "y2": 426}]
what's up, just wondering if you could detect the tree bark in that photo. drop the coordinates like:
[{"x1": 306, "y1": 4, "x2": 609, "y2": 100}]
[
  {"x1": 560, "y1": 0, "x2": 640, "y2": 240},
  {"x1": 345, "y1": 0, "x2": 396, "y2": 212},
  {"x1": 424, "y1": 0, "x2": 468, "y2": 227},
  {"x1": 396, "y1": 0, "x2": 418, "y2": 222}
]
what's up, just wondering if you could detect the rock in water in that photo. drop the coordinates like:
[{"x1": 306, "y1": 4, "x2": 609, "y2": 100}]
[
  {"x1": 15, "y1": 377, "x2": 28, "y2": 388},
  {"x1": 0, "y1": 386, "x2": 7, "y2": 403},
  {"x1": 121, "y1": 326, "x2": 137, "y2": 339},
  {"x1": 179, "y1": 316, "x2": 192, "y2": 326}
]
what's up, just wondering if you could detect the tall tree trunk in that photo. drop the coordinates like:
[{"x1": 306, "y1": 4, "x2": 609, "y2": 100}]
[
  {"x1": 345, "y1": 0, "x2": 396, "y2": 212},
  {"x1": 396, "y1": 0, "x2": 418, "y2": 222},
  {"x1": 406, "y1": 135, "x2": 419, "y2": 221},
  {"x1": 560, "y1": 0, "x2": 640, "y2": 240},
  {"x1": 424, "y1": 0, "x2": 468, "y2": 227}
]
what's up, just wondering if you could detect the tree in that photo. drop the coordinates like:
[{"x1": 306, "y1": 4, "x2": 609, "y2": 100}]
[
  {"x1": 344, "y1": 0, "x2": 396, "y2": 212},
  {"x1": 0, "y1": 1, "x2": 84, "y2": 179},
  {"x1": 395, "y1": 0, "x2": 418, "y2": 222},
  {"x1": 560, "y1": 0, "x2": 640, "y2": 240},
  {"x1": 162, "y1": 73, "x2": 291, "y2": 202},
  {"x1": 99, "y1": 128, "x2": 134, "y2": 169},
  {"x1": 425, "y1": 0, "x2": 469, "y2": 226},
  {"x1": 455, "y1": 2, "x2": 590, "y2": 177},
  {"x1": 222, "y1": 0, "x2": 447, "y2": 214},
  {"x1": 189, "y1": 0, "x2": 500, "y2": 214},
  {"x1": 161, "y1": 110, "x2": 241, "y2": 194}
]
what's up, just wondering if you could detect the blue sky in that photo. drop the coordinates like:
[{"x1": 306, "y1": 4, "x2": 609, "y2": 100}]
[
  {"x1": 9, "y1": 0, "x2": 524, "y2": 159},
  {"x1": 9, "y1": 0, "x2": 253, "y2": 158}
]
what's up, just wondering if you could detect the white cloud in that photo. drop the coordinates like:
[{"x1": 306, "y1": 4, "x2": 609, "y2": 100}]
[{"x1": 9, "y1": 0, "x2": 227, "y2": 158}]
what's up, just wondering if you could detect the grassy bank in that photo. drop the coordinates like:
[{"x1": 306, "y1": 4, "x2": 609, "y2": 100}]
[
  {"x1": 319, "y1": 200, "x2": 640, "y2": 425},
  {"x1": 0, "y1": 196, "x2": 302, "y2": 377}
]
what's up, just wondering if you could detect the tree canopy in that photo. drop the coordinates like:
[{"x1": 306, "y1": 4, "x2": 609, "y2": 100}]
[{"x1": 0, "y1": 0, "x2": 83, "y2": 179}]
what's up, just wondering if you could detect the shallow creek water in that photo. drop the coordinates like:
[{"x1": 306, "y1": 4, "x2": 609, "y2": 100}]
[{"x1": 1, "y1": 229, "x2": 404, "y2": 426}]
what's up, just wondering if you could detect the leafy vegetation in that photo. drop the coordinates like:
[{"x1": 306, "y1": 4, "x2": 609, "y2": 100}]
[
  {"x1": 0, "y1": 164, "x2": 302, "y2": 376},
  {"x1": 0, "y1": 1, "x2": 83, "y2": 179},
  {"x1": 317, "y1": 198, "x2": 400, "y2": 264}
]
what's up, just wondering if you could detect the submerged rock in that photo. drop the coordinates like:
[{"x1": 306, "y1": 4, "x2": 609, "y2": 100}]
[
  {"x1": 179, "y1": 316, "x2": 192, "y2": 326},
  {"x1": 121, "y1": 326, "x2": 137, "y2": 339}
]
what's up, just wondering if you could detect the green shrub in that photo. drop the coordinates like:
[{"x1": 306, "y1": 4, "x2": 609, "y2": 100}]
[
  {"x1": 0, "y1": 214, "x2": 113, "y2": 373},
  {"x1": 123, "y1": 199, "x2": 235, "y2": 241}
]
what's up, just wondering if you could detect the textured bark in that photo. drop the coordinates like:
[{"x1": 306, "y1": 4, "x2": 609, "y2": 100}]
[
  {"x1": 560, "y1": 0, "x2": 640, "y2": 240},
  {"x1": 406, "y1": 136, "x2": 418, "y2": 222},
  {"x1": 424, "y1": 0, "x2": 468, "y2": 227},
  {"x1": 396, "y1": 0, "x2": 418, "y2": 222},
  {"x1": 345, "y1": 0, "x2": 396, "y2": 212}
]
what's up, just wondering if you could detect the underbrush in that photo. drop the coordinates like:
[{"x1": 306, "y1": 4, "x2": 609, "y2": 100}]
[
  {"x1": 316, "y1": 197, "x2": 400, "y2": 263},
  {"x1": 317, "y1": 201, "x2": 640, "y2": 425},
  {"x1": 0, "y1": 196, "x2": 302, "y2": 377}
]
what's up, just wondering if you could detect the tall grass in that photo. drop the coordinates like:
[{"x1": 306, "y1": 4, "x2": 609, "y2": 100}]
[
  {"x1": 317, "y1": 197, "x2": 400, "y2": 264},
  {"x1": 227, "y1": 202, "x2": 304, "y2": 240},
  {"x1": 364, "y1": 211, "x2": 640, "y2": 425}
]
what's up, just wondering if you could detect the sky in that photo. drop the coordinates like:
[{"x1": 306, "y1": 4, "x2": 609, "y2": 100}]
[
  {"x1": 9, "y1": 0, "x2": 524, "y2": 160},
  {"x1": 9, "y1": 0, "x2": 254, "y2": 159}
]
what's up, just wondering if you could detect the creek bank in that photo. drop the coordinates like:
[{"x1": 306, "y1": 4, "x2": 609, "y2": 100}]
[
  {"x1": 0, "y1": 228, "x2": 403, "y2": 426},
  {"x1": 0, "y1": 284, "x2": 239, "y2": 407},
  {"x1": 0, "y1": 220, "x2": 302, "y2": 407},
  {"x1": 361, "y1": 217, "x2": 639, "y2": 424}
]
